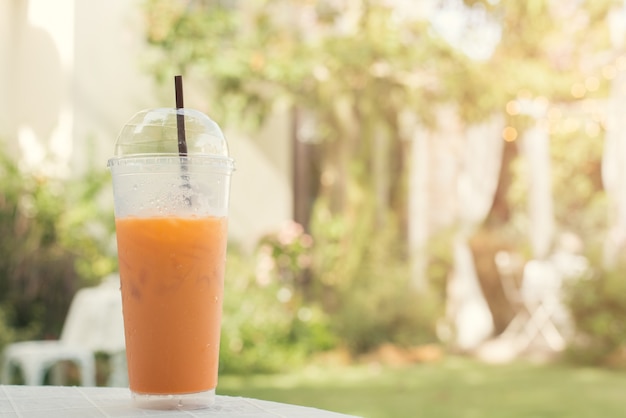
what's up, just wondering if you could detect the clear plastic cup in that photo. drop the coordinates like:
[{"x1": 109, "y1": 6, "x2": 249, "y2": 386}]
[{"x1": 107, "y1": 108, "x2": 234, "y2": 409}]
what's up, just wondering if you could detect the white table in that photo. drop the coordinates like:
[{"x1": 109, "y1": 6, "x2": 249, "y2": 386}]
[{"x1": 0, "y1": 385, "x2": 358, "y2": 417}]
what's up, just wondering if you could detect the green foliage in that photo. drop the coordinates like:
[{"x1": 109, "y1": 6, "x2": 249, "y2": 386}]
[
  {"x1": 219, "y1": 241, "x2": 336, "y2": 375},
  {"x1": 143, "y1": 0, "x2": 483, "y2": 128},
  {"x1": 0, "y1": 144, "x2": 116, "y2": 350},
  {"x1": 327, "y1": 267, "x2": 440, "y2": 354},
  {"x1": 564, "y1": 256, "x2": 626, "y2": 366},
  {"x1": 255, "y1": 220, "x2": 314, "y2": 290},
  {"x1": 141, "y1": 0, "x2": 618, "y2": 363},
  {"x1": 142, "y1": 0, "x2": 495, "y2": 230},
  {"x1": 550, "y1": 128, "x2": 607, "y2": 245},
  {"x1": 310, "y1": 197, "x2": 441, "y2": 354},
  {"x1": 219, "y1": 203, "x2": 441, "y2": 369},
  {"x1": 506, "y1": 121, "x2": 607, "y2": 252},
  {"x1": 0, "y1": 308, "x2": 16, "y2": 356}
]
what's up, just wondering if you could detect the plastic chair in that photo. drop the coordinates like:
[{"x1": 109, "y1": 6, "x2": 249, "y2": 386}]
[
  {"x1": 518, "y1": 259, "x2": 567, "y2": 351},
  {"x1": 495, "y1": 251, "x2": 530, "y2": 343},
  {"x1": 498, "y1": 256, "x2": 568, "y2": 352},
  {"x1": 1, "y1": 274, "x2": 125, "y2": 386}
]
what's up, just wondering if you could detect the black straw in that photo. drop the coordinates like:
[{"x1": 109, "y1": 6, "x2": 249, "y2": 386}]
[
  {"x1": 175, "y1": 75, "x2": 188, "y2": 156},
  {"x1": 175, "y1": 75, "x2": 191, "y2": 204}
]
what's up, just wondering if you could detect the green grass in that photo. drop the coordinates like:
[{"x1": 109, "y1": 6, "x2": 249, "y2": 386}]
[{"x1": 217, "y1": 356, "x2": 626, "y2": 418}]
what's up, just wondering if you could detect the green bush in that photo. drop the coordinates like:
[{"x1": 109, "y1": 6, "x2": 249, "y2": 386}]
[
  {"x1": 564, "y1": 258, "x2": 626, "y2": 366},
  {"x1": 0, "y1": 145, "x2": 116, "y2": 348},
  {"x1": 0, "y1": 308, "x2": 16, "y2": 356},
  {"x1": 329, "y1": 267, "x2": 440, "y2": 353},
  {"x1": 219, "y1": 241, "x2": 336, "y2": 374},
  {"x1": 219, "y1": 201, "x2": 442, "y2": 372},
  {"x1": 310, "y1": 199, "x2": 442, "y2": 354}
]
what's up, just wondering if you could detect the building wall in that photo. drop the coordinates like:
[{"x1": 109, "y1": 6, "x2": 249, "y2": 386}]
[
  {"x1": 0, "y1": 0, "x2": 16, "y2": 153},
  {"x1": 0, "y1": 0, "x2": 292, "y2": 249}
]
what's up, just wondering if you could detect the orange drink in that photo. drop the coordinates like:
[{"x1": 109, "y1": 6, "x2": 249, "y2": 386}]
[
  {"x1": 115, "y1": 216, "x2": 227, "y2": 395},
  {"x1": 109, "y1": 106, "x2": 234, "y2": 409}
]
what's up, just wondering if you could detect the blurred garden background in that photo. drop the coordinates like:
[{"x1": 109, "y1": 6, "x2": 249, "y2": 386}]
[{"x1": 4, "y1": 0, "x2": 626, "y2": 417}]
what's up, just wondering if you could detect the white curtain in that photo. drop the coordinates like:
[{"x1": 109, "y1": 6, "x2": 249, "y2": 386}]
[
  {"x1": 408, "y1": 124, "x2": 431, "y2": 291},
  {"x1": 409, "y1": 107, "x2": 504, "y2": 350},
  {"x1": 602, "y1": 3, "x2": 626, "y2": 267},
  {"x1": 448, "y1": 115, "x2": 504, "y2": 350},
  {"x1": 520, "y1": 123, "x2": 555, "y2": 259},
  {"x1": 602, "y1": 69, "x2": 626, "y2": 267}
]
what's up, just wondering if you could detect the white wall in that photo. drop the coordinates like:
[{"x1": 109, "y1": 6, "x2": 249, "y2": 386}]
[
  {"x1": 0, "y1": 0, "x2": 16, "y2": 152},
  {"x1": 226, "y1": 108, "x2": 292, "y2": 249},
  {"x1": 73, "y1": 0, "x2": 158, "y2": 174},
  {"x1": 0, "y1": 0, "x2": 292, "y2": 249}
]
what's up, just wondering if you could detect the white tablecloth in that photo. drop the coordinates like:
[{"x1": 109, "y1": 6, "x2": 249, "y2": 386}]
[{"x1": 0, "y1": 385, "x2": 358, "y2": 417}]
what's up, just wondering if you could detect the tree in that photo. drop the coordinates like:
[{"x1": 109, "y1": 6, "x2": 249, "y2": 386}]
[
  {"x1": 143, "y1": 0, "x2": 504, "y2": 227},
  {"x1": 143, "y1": 0, "x2": 618, "y2": 350}
]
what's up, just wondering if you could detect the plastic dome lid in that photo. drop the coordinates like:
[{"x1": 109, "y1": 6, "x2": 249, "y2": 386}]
[{"x1": 113, "y1": 108, "x2": 233, "y2": 166}]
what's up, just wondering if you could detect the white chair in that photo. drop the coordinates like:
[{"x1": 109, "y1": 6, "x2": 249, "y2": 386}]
[
  {"x1": 1, "y1": 274, "x2": 126, "y2": 386},
  {"x1": 495, "y1": 251, "x2": 528, "y2": 341},
  {"x1": 518, "y1": 259, "x2": 567, "y2": 351}
]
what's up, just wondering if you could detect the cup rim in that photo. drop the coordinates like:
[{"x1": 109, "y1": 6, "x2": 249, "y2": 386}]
[{"x1": 107, "y1": 154, "x2": 235, "y2": 173}]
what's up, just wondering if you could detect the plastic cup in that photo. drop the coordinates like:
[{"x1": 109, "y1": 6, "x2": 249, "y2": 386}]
[{"x1": 107, "y1": 108, "x2": 234, "y2": 409}]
